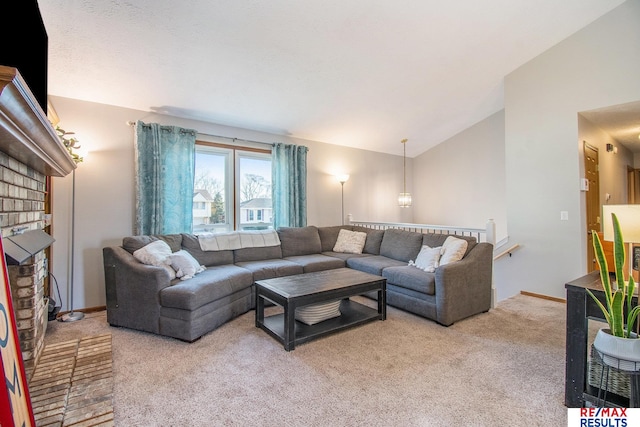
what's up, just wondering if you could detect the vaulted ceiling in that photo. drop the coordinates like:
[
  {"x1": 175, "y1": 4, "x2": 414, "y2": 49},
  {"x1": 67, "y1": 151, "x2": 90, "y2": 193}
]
[{"x1": 37, "y1": 0, "x2": 626, "y2": 157}]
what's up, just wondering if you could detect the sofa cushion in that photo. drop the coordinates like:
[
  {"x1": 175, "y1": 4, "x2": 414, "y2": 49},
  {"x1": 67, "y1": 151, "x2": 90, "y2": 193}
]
[
  {"x1": 346, "y1": 255, "x2": 405, "y2": 276},
  {"x1": 333, "y1": 229, "x2": 367, "y2": 254},
  {"x1": 321, "y1": 251, "x2": 371, "y2": 262},
  {"x1": 365, "y1": 230, "x2": 385, "y2": 255},
  {"x1": 234, "y1": 245, "x2": 282, "y2": 263},
  {"x1": 379, "y1": 229, "x2": 423, "y2": 262},
  {"x1": 235, "y1": 259, "x2": 304, "y2": 281},
  {"x1": 382, "y1": 266, "x2": 436, "y2": 295},
  {"x1": 352, "y1": 226, "x2": 385, "y2": 255},
  {"x1": 277, "y1": 226, "x2": 322, "y2": 257},
  {"x1": 284, "y1": 254, "x2": 345, "y2": 273},
  {"x1": 181, "y1": 234, "x2": 234, "y2": 267},
  {"x1": 123, "y1": 234, "x2": 183, "y2": 254},
  {"x1": 159, "y1": 265, "x2": 254, "y2": 311}
]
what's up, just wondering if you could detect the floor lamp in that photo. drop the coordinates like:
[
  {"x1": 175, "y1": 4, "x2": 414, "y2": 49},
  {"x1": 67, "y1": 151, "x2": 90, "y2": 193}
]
[
  {"x1": 337, "y1": 174, "x2": 349, "y2": 225},
  {"x1": 60, "y1": 167, "x2": 84, "y2": 322}
]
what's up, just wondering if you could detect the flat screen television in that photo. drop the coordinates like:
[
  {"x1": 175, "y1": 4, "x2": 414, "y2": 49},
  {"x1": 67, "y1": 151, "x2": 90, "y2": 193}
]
[{"x1": 0, "y1": 0, "x2": 48, "y2": 113}]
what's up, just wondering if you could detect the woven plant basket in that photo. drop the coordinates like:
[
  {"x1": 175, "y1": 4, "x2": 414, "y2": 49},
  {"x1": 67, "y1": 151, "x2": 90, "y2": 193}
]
[{"x1": 588, "y1": 344, "x2": 630, "y2": 398}]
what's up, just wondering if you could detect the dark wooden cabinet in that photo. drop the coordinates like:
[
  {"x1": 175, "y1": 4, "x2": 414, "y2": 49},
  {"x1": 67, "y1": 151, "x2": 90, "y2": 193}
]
[{"x1": 565, "y1": 272, "x2": 638, "y2": 407}]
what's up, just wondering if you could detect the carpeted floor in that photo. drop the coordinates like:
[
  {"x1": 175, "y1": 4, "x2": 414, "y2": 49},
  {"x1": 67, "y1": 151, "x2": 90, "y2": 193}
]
[{"x1": 40, "y1": 294, "x2": 571, "y2": 426}]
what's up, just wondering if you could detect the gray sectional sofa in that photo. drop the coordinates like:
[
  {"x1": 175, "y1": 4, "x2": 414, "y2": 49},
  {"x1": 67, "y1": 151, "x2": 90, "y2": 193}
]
[{"x1": 102, "y1": 225, "x2": 493, "y2": 342}]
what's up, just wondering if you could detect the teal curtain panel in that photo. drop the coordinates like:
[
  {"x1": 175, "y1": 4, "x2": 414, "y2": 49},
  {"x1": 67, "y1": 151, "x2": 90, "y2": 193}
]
[
  {"x1": 271, "y1": 143, "x2": 308, "y2": 229},
  {"x1": 134, "y1": 121, "x2": 196, "y2": 235}
]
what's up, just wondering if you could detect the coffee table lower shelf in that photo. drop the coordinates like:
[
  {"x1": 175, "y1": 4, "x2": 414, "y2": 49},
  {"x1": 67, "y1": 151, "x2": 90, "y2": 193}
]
[{"x1": 259, "y1": 299, "x2": 381, "y2": 350}]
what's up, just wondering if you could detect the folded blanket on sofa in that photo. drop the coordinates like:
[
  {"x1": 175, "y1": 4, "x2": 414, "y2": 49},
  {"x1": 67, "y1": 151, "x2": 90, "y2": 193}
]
[{"x1": 198, "y1": 230, "x2": 281, "y2": 251}]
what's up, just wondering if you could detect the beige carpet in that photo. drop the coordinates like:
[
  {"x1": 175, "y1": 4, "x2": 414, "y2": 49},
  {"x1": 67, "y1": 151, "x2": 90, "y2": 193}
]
[{"x1": 42, "y1": 294, "x2": 569, "y2": 426}]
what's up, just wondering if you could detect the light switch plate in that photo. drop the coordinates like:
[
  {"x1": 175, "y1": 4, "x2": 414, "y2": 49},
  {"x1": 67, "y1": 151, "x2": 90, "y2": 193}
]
[{"x1": 580, "y1": 178, "x2": 589, "y2": 191}]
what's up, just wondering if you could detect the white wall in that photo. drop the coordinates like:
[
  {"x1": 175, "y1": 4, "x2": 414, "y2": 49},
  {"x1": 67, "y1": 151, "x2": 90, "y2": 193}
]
[
  {"x1": 412, "y1": 110, "x2": 506, "y2": 242},
  {"x1": 49, "y1": 97, "x2": 411, "y2": 311},
  {"x1": 500, "y1": 0, "x2": 640, "y2": 300}
]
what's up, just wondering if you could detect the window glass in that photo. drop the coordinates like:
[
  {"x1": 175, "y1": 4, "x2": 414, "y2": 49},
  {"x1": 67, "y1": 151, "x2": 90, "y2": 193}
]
[
  {"x1": 237, "y1": 153, "x2": 272, "y2": 230},
  {"x1": 194, "y1": 144, "x2": 271, "y2": 233},
  {"x1": 193, "y1": 147, "x2": 232, "y2": 234}
]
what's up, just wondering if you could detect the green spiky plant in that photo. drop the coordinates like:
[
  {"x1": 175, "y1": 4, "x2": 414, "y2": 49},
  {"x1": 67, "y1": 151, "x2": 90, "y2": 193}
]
[{"x1": 589, "y1": 213, "x2": 640, "y2": 338}]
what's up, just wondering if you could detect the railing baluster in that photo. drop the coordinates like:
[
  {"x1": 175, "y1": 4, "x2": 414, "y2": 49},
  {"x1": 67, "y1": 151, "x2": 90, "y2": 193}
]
[{"x1": 349, "y1": 219, "x2": 495, "y2": 245}]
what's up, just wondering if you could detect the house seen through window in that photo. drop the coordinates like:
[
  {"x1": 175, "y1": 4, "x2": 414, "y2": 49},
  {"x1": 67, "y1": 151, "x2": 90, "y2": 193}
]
[{"x1": 193, "y1": 142, "x2": 272, "y2": 234}]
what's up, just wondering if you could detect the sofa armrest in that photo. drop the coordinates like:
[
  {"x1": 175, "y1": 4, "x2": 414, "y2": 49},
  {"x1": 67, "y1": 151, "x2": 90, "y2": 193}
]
[
  {"x1": 103, "y1": 246, "x2": 172, "y2": 334},
  {"x1": 434, "y1": 242, "x2": 493, "y2": 326}
]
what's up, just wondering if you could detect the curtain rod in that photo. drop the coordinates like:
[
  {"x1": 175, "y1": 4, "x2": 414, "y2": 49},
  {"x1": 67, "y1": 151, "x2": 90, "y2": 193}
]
[{"x1": 126, "y1": 120, "x2": 272, "y2": 147}]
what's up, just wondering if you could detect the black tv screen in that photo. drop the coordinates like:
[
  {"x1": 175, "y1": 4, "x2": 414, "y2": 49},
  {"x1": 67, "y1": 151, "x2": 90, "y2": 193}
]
[{"x1": 1, "y1": 0, "x2": 48, "y2": 113}]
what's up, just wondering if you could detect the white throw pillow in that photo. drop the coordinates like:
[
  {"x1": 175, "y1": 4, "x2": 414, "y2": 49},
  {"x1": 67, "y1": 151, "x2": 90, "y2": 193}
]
[
  {"x1": 333, "y1": 229, "x2": 367, "y2": 254},
  {"x1": 133, "y1": 240, "x2": 172, "y2": 265},
  {"x1": 409, "y1": 245, "x2": 442, "y2": 272},
  {"x1": 439, "y1": 236, "x2": 468, "y2": 266},
  {"x1": 295, "y1": 300, "x2": 342, "y2": 325},
  {"x1": 133, "y1": 240, "x2": 176, "y2": 280},
  {"x1": 168, "y1": 250, "x2": 206, "y2": 280}
]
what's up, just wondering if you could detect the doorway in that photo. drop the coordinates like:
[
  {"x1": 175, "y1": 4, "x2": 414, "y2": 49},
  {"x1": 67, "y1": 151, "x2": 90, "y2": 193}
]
[{"x1": 584, "y1": 141, "x2": 600, "y2": 272}]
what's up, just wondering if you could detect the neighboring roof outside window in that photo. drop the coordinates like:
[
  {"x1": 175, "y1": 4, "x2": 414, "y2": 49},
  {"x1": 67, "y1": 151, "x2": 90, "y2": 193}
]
[
  {"x1": 240, "y1": 198, "x2": 272, "y2": 209},
  {"x1": 193, "y1": 189, "x2": 214, "y2": 202}
]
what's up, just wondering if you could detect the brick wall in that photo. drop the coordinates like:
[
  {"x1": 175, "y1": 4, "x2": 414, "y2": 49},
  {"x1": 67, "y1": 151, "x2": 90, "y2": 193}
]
[
  {"x1": 0, "y1": 152, "x2": 47, "y2": 231},
  {"x1": 9, "y1": 252, "x2": 47, "y2": 376},
  {"x1": 0, "y1": 150, "x2": 49, "y2": 377}
]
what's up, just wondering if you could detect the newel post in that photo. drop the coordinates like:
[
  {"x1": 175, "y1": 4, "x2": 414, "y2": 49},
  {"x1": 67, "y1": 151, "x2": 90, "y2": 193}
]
[{"x1": 485, "y1": 219, "x2": 496, "y2": 246}]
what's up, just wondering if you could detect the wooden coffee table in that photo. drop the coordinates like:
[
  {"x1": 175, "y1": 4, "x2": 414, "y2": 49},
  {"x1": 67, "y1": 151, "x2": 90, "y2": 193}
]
[{"x1": 255, "y1": 268, "x2": 386, "y2": 351}]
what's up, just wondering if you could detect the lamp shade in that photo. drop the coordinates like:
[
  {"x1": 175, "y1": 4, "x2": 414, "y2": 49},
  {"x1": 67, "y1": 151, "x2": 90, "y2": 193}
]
[
  {"x1": 602, "y1": 204, "x2": 640, "y2": 243},
  {"x1": 398, "y1": 192, "x2": 412, "y2": 207},
  {"x1": 336, "y1": 174, "x2": 349, "y2": 184}
]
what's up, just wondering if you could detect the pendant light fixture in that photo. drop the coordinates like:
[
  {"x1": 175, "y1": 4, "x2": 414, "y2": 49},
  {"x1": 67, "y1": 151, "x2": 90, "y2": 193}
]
[{"x1": 398, "y1": 138, "x2": 412, "y2": 207}]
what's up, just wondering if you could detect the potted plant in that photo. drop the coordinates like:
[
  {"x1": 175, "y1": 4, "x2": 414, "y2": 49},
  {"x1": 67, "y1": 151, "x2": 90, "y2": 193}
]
[
  {"x1": 589, "y1": 212, "x2": 640, "y2": 370},
  {"x1": 56, "y1": 126, "x2": 83, "y2": 164}
]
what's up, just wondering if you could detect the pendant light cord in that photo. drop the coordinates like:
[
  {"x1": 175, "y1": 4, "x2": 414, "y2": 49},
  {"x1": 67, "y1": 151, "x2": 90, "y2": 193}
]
[{"x1": 402, "y1": 138, "x2": 407, "y2": 193}]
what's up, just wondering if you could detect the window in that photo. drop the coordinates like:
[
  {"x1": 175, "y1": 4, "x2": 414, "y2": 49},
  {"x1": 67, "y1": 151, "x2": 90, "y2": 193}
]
[
  {"x1": 237, "y1": 152, "x2": 272, "y2": 230},
  {"x1": 193, "y1": 142, "x2": 271, "y2": 234}
]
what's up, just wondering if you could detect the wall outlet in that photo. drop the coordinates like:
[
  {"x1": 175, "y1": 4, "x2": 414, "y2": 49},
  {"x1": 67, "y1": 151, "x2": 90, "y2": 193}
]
[{"x1": 560, "y1": 211, "x2": 569, "y2": 221}]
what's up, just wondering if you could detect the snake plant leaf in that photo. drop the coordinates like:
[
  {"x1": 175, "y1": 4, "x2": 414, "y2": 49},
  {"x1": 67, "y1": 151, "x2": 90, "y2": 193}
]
[
  {"x1": 587, "y1": 289, "x2": 611, "y2": 326},
  {"x1": 612, "y1": 214, "x2": 626, "y2": 289},
  {"x1": 610, "y1": 290, "x2": 624, "y2": 337},
  {"x1": 592, "y1": 231, "x2": 613, "y2": 309},
  {"x1": 628, "y1": 305, "x2": 640, "y2": 338},
  {"x1": 627, "y1": 276, "x2": 637, "y2": 336}
]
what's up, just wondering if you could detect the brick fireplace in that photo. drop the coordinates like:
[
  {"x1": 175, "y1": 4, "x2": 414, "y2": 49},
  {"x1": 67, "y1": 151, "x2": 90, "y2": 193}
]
[
  {"x1": 0, "y1": 66, "x2": 76, "y2": 378},
  {"x1": 1, "y1": 153, "x2": 50, "y2": 376}
]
